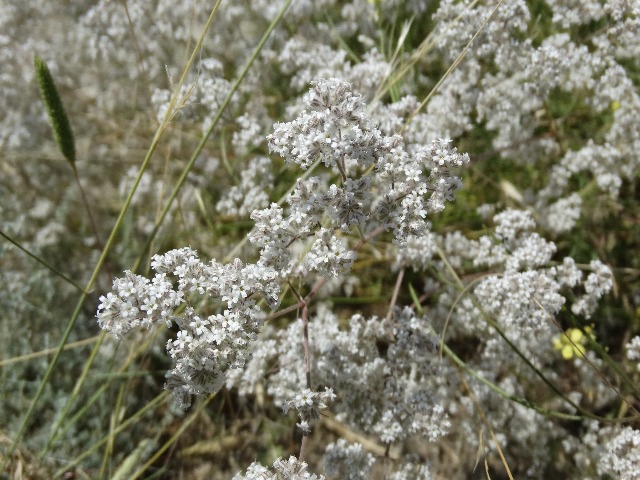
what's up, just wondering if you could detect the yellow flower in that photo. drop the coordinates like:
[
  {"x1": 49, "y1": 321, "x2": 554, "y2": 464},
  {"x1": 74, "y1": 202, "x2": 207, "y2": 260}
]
[{"x1": 553, "y1": 326, "x2": 594, "y2": 360}]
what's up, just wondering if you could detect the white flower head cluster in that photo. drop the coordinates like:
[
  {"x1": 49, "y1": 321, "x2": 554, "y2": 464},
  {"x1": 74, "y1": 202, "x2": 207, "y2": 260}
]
[
  {"x1": 268, "y1": 77, "x2": 383, "y2": 171},
  {"x1": 324, "y1": 307, "x2": 450, "y2": 444},
  {"x1": 233, "y1": 456, "x2": 324, "y2": 480},
  {"x1": 571, "y1": 260, "x2": 614, "y2": 319},
  {"x1": 217, "y1": 156, "x2": 274, "y2": 218},
  {"x1": 96, "y1": 269, "x2": 183, "y2": 338},
  {"x1": 471, "y1": 209, "x2": 558, "y2": 273},
  {"x1": 439, "y1": 209, "x2": 615, "y2": 331},
  {"x1": 282, "y1": 387, "x2": 336, "y2": 433},
  {"x1": 597, "y1": 426, "x2": 640, "y2": 480},
  {"x1": 245, "y1": 306, "x2": 450, "y2": 446},
  {"x1": 493, "y1": 209, "x2": 537, "y2": 243},
  {"x1": 394, "y1": 232, "x2": 438, "y2": 271},
  {"x1": 546, "y1": 0, "x2": 605, "y2": 29},
  {"x1": 258, "y1": 308, "x2": 449, "y2": 443},
  {"x1": 540, "y1": 192, "x2": 583, "y2": 234},
  {"x1": 151, "y1": 57, "x2": 234, "y2": 132},
  {"x1": 626, "y1": 335, "x2": 640, "y2": 371},
  {"x1": 97, "y1": 247, "x2": 280, "y2": 408},
  {"x1": 303, "y1": 228, "x2": 357, "y2": 277},
  {"x1": 266, "y1": 78, "x2": 469, "y2": 250},
  {"x1": 323, "y1": 439, "x2": 375, "y2": 480},
  {"x1": 473, "y1": 270, "x2": 565, "y2": 332}
]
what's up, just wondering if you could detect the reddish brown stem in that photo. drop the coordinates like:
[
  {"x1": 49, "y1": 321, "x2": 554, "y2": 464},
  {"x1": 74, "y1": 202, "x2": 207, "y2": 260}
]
[{"x1": 298, "y1": 432, "x2": 309, "y2": 461}]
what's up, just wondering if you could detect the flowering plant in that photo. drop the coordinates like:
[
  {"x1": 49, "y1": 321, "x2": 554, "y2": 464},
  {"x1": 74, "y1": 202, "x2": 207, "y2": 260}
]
[{"x1": 2, "y1": 1, "x2": 639, "y2": 478}]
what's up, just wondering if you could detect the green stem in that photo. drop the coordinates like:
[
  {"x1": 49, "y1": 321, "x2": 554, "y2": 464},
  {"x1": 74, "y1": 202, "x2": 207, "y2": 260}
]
[
  {"x1": 129, "y1": 393, "x2": 217, "y2": 479},
  {"x1": 52, "y1": 392, "x2": 170, "y2": 478},
  {"x1": 71, "y1": 164, "x2": 104, "y2": 253},
  {"x1": 0, "y1": 229, "x2": 86, "y2": 293}
]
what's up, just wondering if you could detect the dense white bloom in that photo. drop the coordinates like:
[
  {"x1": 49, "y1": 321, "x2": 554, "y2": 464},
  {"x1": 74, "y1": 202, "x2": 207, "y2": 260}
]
[
  {"x1": 268, "y1": 78, "x2": 377, "y2": 170},
  {"x1": 233, "y1": 456, "x2": 324, "y2": 480},
  {"x1": 232, "y1": 112, "x2": 267, "y2": 155},
  {"x1": 217, "y1": 156, "x2": 274, "y2": 217},
  {"x1": 572, "y1": 260, "x2": 614, "y2": 318},
  {"x1": 395, "y1": 232, "x2": 438, "y2": 270},
  {"x1": 432, "y1": 0, "x2": 530, "y2": 62},
  {"x1": 7, "y1": 0, "x2": 638, "y2": 477},
  {"x1": 323, "y1": 440, "x2": 375, "y2": 480},
  {"x1": 626, "y1": 336, "x2": 640, "y2": 371},
  {"x1": 97, "y1": 78, "x2": 469, "y2": 418},
  {"x1": 558, "y1": 142, "x2": 623, "y2": 198},
  {"x1": 263, "y1": 78, "x2": 469, "y2": 264},
  {"x1": 303, "y1": 228, "x2": 357, "y2": 277},
  {"x1": 597, "y1": 427, "x2": 640, "y2": 480},
  {"x1": 283, "y1": 387, "x2": 336, "y2": 433},
  {"x1": 470, "y1": 210, "x2": 557, "y2": 272},
  {"x1": 556, "y1": 257, "x2": 583, "y2": 288},
  {"x1": 236, "y1": 305, "x2": 450, "y2": 447},
  {"x1": 541, "y1": 193, "x2": 582, "y2": 234},
  {"x1": 546, "y1": 0, "x2": 606, "y2": 28},
  {"x1": 474, "y1": 270, "x2": 565, "y2": 331},
  {"x1": 98, "y1": 247, "x2": 280, "y2": 408},
  {"x1": 493, "y1": 209, "x2": 536, "y2": 243},
  {"x1": 439, "y1": 209, "x2": 613, "y2": 334},
  {"x1": 279, "y1": 38, "x2": 349, "y2": 91}
]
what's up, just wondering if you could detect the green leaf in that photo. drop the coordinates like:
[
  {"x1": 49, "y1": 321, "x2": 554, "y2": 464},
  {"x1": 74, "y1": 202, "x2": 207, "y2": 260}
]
[{"x1": 34, "y1": 54, "x2": 76, "y2": 165}]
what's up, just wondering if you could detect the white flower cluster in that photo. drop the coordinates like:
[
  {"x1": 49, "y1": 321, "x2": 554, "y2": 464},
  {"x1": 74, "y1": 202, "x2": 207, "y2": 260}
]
[
  {"x1": 277, "y1": 38, "x2": 390, "y2": 94},
  {"x1": 303, "y1": 228, "x2": 357, "y2": 277},
  {"x1": 151, "y1": 57, "x2": 234, "y2": 134},
  {"x1": 422, "y1": 0, "x2": 640, "y2": 239},
  {"x1": 322, "y1": 439, "x2": 375, "y2": 480},
  {"x1": 282, "y1": 387, "x2": 336, "y2": 433},
  {"x1": 474, "y1": 270, "x2": 565, "y2": 332},
  {"x1": 433, "y1": 0, "x2": 531, "y2": 63},
  {"x1": 394, "y1": 232, "x2": 438, "y2": 271},
  {"x1": 217, "y1": 156, "x2": 274, "y2": 218},
  {"x1": 7, "y1": 0, "x2": 640, "y2": 476},
  {"x1": 96, "y1": 270, "x2": 182, "y2": 338},
  {"x1": 233, "y1": 455, "x2": 324, "y2": 480},
  {"x1": 597, "y1": 426, "x2": 640, "y2": 480},
  {"x1": 236, "y1": 306, "x2": 450, "y2": 446},
  {"x1": 542, "y1": 141, "x2": 624, "y2": 201},
  {"x1": 540, "y1": 192, "x2": 583, "y2": 234},
  {"x1": 546, "y1": 0, "x2": 605, "y2": 28},
  {"x1": 570, "y1": 260, "x2": 614, "y2": 318},
  {"x1": 433, "y1": 209, "x2": 614, "y2": 332},
  {"x1": 268, "y1": 77, "x2": 385, "y2": 171},
  {"x1": 249, "y1": 202, "x2": 356, "y2": 278},
  {"x1": 267, "y1": 78, "x2": 468, "y2": 248},
  {"x1": 626, "y1": 335, "x2": 640, "y2": 371},
  {"x1": 97, "y1": 247, "x2": 280, "y2": 408}
]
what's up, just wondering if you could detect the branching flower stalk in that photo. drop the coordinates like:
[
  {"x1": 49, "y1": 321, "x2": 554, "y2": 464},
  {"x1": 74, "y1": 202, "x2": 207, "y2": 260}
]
[
  {"x1": 96, "y1": 79, "x2": 469, "y2": 472},
  {"x1": 98, "y1": 77, "x2": 468, "y2": 398}
]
